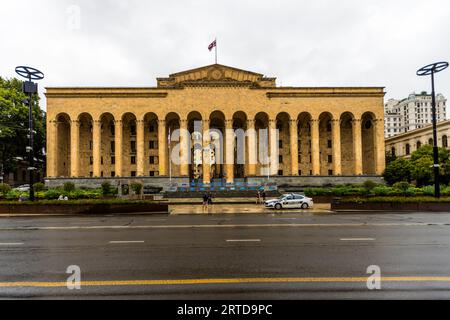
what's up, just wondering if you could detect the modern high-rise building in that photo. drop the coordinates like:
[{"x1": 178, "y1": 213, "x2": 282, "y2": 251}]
[{"x1": 384, "y1": 92, "x2": 447, "y2": 138}]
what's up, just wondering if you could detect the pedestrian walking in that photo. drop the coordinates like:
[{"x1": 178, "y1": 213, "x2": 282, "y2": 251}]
[
  {"x1": 262, "y1": 190, "x2": 266, "y2": 202},
  {"x1": 202, "y1": 193, "x2": 209, "y2": 211},
  {"x1": 256, "y1": 190, "x2": 261, "y2": 204}
]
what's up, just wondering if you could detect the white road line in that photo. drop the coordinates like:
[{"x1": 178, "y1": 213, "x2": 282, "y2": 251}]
[
  {"x1": 0, "y1": 222, "x2": 448, "y2": 231},
  {"x1": 109, "y1": 241, "x2": 145, "y2": 244},
  {"x1": 340, "y1": 238, "x2": 375, "y2": 241},
  {"x1": 226, "y1": 239, "x2": 261, "y2": 242},
  {"x1": 0, "y1": 243, "x2": 24, "y2": 246}
]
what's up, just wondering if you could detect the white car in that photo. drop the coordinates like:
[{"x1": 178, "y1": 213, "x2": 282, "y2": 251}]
[
  {"x1": 14, "y1": 184, "x2": 30, "y2": 192},
  {"x1": 265, "y1": 193, "x2": 314, "y2": 210}
]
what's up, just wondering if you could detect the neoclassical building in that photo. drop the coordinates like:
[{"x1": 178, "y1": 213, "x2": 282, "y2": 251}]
[
  {"x1": 45, "y1": 64, "x2": 386, "y2": 187},
  {"x1": 386, "y1": 119, "x2": 450, "y2": 158}
]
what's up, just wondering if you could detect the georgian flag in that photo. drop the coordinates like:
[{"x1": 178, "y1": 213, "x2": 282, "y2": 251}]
[{"x1": 208, "y1": 40, "x2": 217, "y2": 51}]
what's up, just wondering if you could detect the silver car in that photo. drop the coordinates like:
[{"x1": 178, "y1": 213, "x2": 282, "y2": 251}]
[{"x1": 265, "y1": 193, "x2": 314, "y2": 210}]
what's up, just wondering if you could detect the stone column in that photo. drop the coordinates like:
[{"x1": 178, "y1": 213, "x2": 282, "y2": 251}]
[
  {"x1": 289, "y1": 119, "x2": 299, "y2": 176},
  {"x1": 202, "y1": 119, "x2": 211, "y2": 184},
  {"x1": 158, "y1": 119, "x2": 167, "y2": 176},
  {"x1": 70, "y1": 120, "x2": 80, "y2": 177},
  {"x1": 136, "y1": 119, "x2": 145, "y2": 176},
  {"x1": 332, "y1": 119, "x2": 342, "y2": 175},
  {"x1": 374, "y1": 119, "x2": 386, "y2": 175},
  {"x1": 247, "y1": 119, "x2": 257, "y2": 176},
  {"x1": 310, "y1": 119, "x2": 320, "y2": 175},
  {"x1": 269, "y1": 119, "x2": 279, "y2": 176},
  {"x1": 92, "y1": 119, "x2": 102, "y2": 177},
  {"x1": 47, "y1": 120, "x2": 58, "y2": 177},
  {"x1": 115, "y1": 120, "x2": 123, "y2": 177},
  {"x1": 179, "y1": 119, "x2": 189, "y2": 177},
  {"x1": 225, "y1": 119, "x2": 234, "y2": 184},
  {"x1": 353, "y1": 119, "x2": 363, "y2": 175}
]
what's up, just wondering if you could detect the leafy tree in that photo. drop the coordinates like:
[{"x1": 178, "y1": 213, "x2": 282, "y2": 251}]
[
  {"x1": 0, "y1": 77, "x2": 46, "y2": 180},
  {"x1": 383, "y1": 158, "x2": 412, "y2": 185},
  {"x1": 410, "y1": 145, "x2": 450, "y2": 186}
]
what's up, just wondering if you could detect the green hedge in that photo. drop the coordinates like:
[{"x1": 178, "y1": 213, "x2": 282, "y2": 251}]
[{"x1": 340, "y1": 196, "x2": 450, "y2": 203}]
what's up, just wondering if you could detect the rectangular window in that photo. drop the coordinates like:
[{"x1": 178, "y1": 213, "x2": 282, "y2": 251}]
[
  {"x1": 298, "y1": 170, "x2": 302, "y2": 176},
  {"x1": 279, "y1": 155, "x2": 283, "y2": 163},
  {"x1": 149, "y1": 140, "x2": 158, "y2": 149},
  {"x1": 111, "y1": 171, "x2": 115, "y2": 177},
  {"x1": 130, "y1": 125, "x2": 136, "y2": 136},
  {"x1": 101, "y1": 157, "x2": 103, "y2": 165},
  {"x1": 130, "y1": 141, "x2": 136, "y2": 153},
  {"x1": 111, "y1": 141, "x2": 115, "y2": 153},
  {"x1": 328, "y1": 155, "x2": 332, "y2": 163},
  {"x1": 149, "y1": 156, "x2": 155, "y2": 164},
  {"x1": 328, "y1": 170, "x2": 333, "y2": 176},
  {"x1": 327, "y1": 140, "x2": 332, "y2": 148},
  {"x1": 89, "y1": 141, "x2": 93, "y2": 150},
  {"x1": 131, "y1": 156, "x2": 136, "y2": 164},
  {"x1": 278, "y1": 170, "x2": 283, "y2": 176},
  {"x1": 111, "y1": 156, "x2": 115, "y2": 165},
  {"x1": 89, "y1": 172, "x2": 93, "y2": 177},
  {"x1": 149, "y1": 171, "x2": 155, "y2": 177},
  {"x1": 89, "y1": 157, "x2": 93, "y2": 165},
  {"x1": 131, "y1": 171, "x2": 136, "y2": 177},
  {"x1": 279, "y1": 140, "x2": 283, "y2": 148}
]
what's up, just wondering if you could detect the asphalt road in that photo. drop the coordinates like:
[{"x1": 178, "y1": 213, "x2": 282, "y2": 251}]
[{"x1": 1, "y1": 211, "x2": 450, "y2": 299}]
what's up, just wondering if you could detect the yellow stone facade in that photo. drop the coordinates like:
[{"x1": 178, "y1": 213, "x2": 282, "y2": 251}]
[{"x1": 45, "y1": 64, "x2": 386, "y2": 183}]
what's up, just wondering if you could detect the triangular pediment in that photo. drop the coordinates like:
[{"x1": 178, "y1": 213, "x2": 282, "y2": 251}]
[{"x1": 157, "y1": 64, "x2": 276, "y2": 88}]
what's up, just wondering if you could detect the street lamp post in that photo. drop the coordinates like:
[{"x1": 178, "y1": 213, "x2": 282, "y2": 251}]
[
  {"x1": 15, "y1": 66, "x2": 44, "y2": 201},
  {"x1": 417, "y1": 62, "x2": 449, "y2": 198}
]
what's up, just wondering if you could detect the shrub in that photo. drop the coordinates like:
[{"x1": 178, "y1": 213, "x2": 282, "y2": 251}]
[
  {"x1": 130, "y1": 182, "x2": 143, "y2": 195},
  {"x1": 44, "y1": 189, "x2": 63, "y2": 200},
  {"x1": 63, "y1": 182, "x2": 75, "y2": 192},
  {"x1": 393, "y1": 181, "x2": 411, "y2": 192},
  {"x1": 101, "y1": 182, "x2": 112, "y2": 196},
  {"x1": 5, "y1": 189, "x2": 24, "y2": 200},
  {"x1": 33, "y1": 182, "x2": 45, "y2": 192},
  {"x1": 0, "y1": 183, "x2": 11, "y2": 196},
  {"x1": 372, "y1": 186, "x2": 390, "y2": 196},
  {"x1": 363, "y1": 180, "x2": 378, "y2": 191}
]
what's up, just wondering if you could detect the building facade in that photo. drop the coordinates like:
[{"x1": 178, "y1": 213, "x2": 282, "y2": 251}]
[
  {"x1": 384, "y1": 92, "x2": 447, "y2": 138},
  {"x1": 385, "y1": 119, "x2": 450, "y2": 158},
  {"x1": 45, "y1": 64, "x2": 386, "y2": 187}
]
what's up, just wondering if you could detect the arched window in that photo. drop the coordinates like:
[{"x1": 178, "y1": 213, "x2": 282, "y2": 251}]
[
  {"x1": 443, "y1": 135, "x2": 448, "y2": 148},
  {"x1": 429, "y1": 138, "x2": 433, "y2": 145},
  {"x1": 391, "y1": 147, "x2": 396, "y2": 156},
  {"x1": 405, "y1": 144, "x2": 410, "y2": 155},
  {"x1": 416, "y1": 141, "x2": 422, "y2": 150}
]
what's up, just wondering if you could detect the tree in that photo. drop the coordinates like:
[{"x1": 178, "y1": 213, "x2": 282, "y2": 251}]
[
  {"x1": 409, "y1": 145, "x2": 450, "y2": 186},
  {"x1": 383, "y1": 158, "x2": 412, "y2": 185},
  {"x1": 0, "y1": 77, "x2": 46, "y2": 181}
]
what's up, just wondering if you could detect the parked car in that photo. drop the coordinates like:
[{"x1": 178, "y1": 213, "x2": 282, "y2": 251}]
[
  {"x1": 265, "y1": 193, "x2": 314, "y2": 210},
  {"x1": 14, "y1": 184, "x2": 30, "y2": 192}
]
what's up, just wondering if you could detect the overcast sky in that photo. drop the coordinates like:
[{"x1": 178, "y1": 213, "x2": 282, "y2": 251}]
[{"x1": 1, "y1": 0, "x2": 449, "y2": 110}]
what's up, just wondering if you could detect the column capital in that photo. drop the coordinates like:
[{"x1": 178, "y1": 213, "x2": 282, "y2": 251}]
[
  {"x1": 136, "y1": 119, "x2": 145, "y2": 125},
  {"x1": 309, "y1": 119, "x2": 319, "y2": 124},
  {"x1": 289, "y1": 119, "x2": 298, "y2": 125},
  {"x1": 246, "y1": 119, "x2": 255, "y2": 127},
  {"x1": 114, "y1": 119, "x2": 123, "y2": 125},
  {"x1": 202, "y1": 119, "x2": 210, "y2": 125},
  {"x1": 158, "y1": 119, "x2": 166, "y2": 125},
  {"x1": 225, "y1": 119, "x2": 233, "y2": 128},
  {"x1": 71, "y1": 120, "x2": 80, "y2": 127},
  {"x1": 180, "y1": 119, "x2": 188, "y2": 126}
]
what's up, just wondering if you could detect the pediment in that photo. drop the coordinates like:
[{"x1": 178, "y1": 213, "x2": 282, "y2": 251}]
[{"x1": 157, "y1": 64, "x2": 276, "y2": 88}]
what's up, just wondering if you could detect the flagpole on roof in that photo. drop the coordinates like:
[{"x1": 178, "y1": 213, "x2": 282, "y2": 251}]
[{"x1": 215, "y1": 37, "x2": 218, "y2": 64}]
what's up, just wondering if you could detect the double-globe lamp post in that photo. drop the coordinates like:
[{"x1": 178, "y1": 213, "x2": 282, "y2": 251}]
[
  {"x1": 417, "y1": 62, "x2": 449, "y2": 198},
  {"x1": 15, "y1": 66, "x2": 44, "y2": 201}
]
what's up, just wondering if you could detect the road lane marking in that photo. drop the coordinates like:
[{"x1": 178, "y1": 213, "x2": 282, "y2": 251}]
[
  {"x1": 0, "y1": 243, "x2": 24, "y2": 246},
  {"x1": 2, "y1": 276, "x2": 450, "y2": 288},
  {"x1": 0, "y1": 222, "x2": 449, "y2": 231},
  {"x1": 340, "y1": 238, "x2": 375, "y2": 241},
  {"x1": 109, "y1": 241, "x2": 145, "y2": 244},
  {"x1": 226, "y1": 239, "x2": 261, "y2": 242}
]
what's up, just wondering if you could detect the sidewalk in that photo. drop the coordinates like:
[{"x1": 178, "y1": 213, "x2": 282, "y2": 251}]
[{"x1": 169, "y1": 203, "x2": 332, "y2": 215}]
